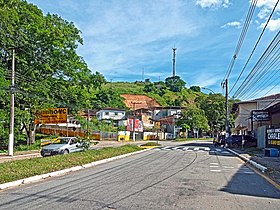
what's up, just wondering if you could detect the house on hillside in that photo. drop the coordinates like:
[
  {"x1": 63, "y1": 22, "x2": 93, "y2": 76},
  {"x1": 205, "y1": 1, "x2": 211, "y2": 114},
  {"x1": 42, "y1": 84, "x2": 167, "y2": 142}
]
[
  {"x1": 127, "y1": 106, "x2": 185, "y2": 139},
  {"x1": 151, "y1": 106, "x2": 183, "y2": 121},
  {"x1": 96, "y1": 108, "x2": 126, "y2": 126},
  {"x1": 151, "y1": 106, "x2": 185, "y2": 138},
  {"x1": 133, "y1": 108, "x2": 154, "y2": 129}
]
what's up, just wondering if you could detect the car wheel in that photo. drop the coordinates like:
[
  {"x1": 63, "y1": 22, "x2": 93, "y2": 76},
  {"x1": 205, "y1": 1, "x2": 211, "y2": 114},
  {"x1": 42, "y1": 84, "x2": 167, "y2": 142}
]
[{"x1": 63, "y1": 149, "x2": 69, "y2": 154}]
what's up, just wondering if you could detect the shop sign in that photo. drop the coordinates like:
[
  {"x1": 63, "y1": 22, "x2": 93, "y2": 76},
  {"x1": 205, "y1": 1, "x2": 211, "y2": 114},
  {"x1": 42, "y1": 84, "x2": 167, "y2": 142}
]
[
  {"x1": 267, "y1": 128, "x2": 280, "y2": 148},
  {"x1": 34, "y1": 108, "x2": 68, "y2": 124},
  {"x1": 252, "y1": 110, "x2": 270, "y2": 121}
]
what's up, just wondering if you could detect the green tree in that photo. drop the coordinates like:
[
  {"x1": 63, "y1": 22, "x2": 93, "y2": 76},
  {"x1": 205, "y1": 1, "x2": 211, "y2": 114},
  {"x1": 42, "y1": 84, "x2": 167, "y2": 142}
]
[
  {"x1": 143, "y1": 83, "x2": 155, "y2": 93},
  {"x1": 165, "y1": 76, "x2": 186, "y2": 92},
  {"x1": 190, "y1": 86, "x2": 201, "y2": 92},
  {"x1": 153, "y1": 81, "x2": 167, "y2": 96},
  {"x1": 0, "y1": 0, "x2": 105, "y2": 144},
  {"x1": 196, "y1": 94, "x2": 225, "y2": 135},
  {"x1": 177, "y1": 105, "x2": 209, "y2": 133},
  {"x1": 93, "y1": 89, "x2": 126, "y2": 109}
]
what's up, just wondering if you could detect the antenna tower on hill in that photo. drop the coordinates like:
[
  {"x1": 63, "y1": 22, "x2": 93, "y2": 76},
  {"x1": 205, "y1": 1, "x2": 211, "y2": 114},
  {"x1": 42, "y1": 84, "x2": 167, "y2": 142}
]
[{"x1": 172, "y1": 48, "x2": 176, "y2": 77}]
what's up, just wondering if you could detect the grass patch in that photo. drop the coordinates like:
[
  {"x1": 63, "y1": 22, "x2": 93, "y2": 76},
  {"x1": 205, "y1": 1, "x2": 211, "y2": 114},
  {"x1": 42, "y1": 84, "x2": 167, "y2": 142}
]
[
  {"x1": 0, "y1": 145, "x2": 143, "y2": 184},
  {"x1": 141, "y1": 142, "x2": 161, "y2": 146}
]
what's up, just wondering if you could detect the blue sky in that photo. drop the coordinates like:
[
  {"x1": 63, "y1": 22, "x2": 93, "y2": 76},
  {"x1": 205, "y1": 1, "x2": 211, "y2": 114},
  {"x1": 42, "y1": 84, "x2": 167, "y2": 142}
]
[{"x1": 26, "y1": 0, "x2": 280, "y2": 99}]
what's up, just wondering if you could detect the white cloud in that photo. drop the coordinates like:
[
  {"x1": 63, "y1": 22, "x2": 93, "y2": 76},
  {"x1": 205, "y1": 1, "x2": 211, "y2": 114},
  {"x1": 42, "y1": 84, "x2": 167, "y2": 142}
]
[
  {"x1": 190, "y1": 71, "x2": 224, "y2": 88},
  {"x1": 258, "y1": 18, "x2": 280, "y2": 31},
  {"x1": 256, "y1": 0, "x2": 280, "y2": 10},
  {"x1": 196, "y1": 0, "x2": 230, "y2": 8},
  {"x1": 257, "y1": 7, "x2": 271, "y2": 19},
  {"x1": 222, "y1": 21, "x2": 242, "y2": 28},
  {"x1": 76, "y1": 0, "x2": 201, "y2": 76},
  {"x1": 255, "y1": 0, "x2": 280, "y2": 30}
]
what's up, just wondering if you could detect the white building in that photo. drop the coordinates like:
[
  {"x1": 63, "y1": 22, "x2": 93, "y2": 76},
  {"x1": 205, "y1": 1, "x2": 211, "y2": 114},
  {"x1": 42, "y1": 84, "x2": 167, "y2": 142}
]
[{"x1": 96, "y1": 108, "x2": 126, "y2": 121}]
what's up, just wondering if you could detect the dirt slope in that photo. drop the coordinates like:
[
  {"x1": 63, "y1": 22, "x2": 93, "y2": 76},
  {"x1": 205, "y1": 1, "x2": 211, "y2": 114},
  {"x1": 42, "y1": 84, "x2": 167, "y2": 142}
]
[{"x1": 120, "y1": 94, "x2": 160, "y2": 110}]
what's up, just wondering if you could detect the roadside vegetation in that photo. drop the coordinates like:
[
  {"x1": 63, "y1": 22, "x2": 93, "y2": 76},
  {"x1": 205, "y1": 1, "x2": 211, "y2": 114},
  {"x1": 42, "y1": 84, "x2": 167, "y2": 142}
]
[
  {"x1": 0, "y1": 0, "x2": 238, "y2": 151},
  {"x1": 0, "y1": 145, "x2": 143, "y2": 184}
]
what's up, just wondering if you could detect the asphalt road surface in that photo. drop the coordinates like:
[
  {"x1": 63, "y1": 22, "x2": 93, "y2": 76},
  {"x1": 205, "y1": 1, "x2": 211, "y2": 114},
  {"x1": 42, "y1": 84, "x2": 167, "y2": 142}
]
[{"x1": 0, "y1": 141, "x2": 279, "y2": 210}]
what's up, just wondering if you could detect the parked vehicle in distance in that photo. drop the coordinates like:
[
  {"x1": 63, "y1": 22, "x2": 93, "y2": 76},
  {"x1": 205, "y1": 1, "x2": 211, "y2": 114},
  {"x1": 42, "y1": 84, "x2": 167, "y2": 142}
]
[
  {"x1": 225, "y1": 135, "x2": 257, "y2": 148},
  {"x1": 213, "y1": 135, "x2": 225, "y2": 147},
  {"x1": 40, "y1": 138, "x2": 59, "y2": 147},
  {"x1": 40, "y1": 137, "x2": 85, "y2": 157}
]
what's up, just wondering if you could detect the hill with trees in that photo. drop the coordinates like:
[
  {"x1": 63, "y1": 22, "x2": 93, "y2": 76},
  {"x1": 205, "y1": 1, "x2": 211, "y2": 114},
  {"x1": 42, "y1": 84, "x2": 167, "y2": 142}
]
[{"x1": 0, "y1": 0, "x2": 236, "y2": 148}]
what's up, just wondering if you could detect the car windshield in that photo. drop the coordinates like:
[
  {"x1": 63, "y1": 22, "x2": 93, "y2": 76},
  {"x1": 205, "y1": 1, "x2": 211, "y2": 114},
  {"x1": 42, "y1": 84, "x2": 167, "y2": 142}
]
[{"x1": 52, "y1": 138, "x2": 70, "y2": 144}]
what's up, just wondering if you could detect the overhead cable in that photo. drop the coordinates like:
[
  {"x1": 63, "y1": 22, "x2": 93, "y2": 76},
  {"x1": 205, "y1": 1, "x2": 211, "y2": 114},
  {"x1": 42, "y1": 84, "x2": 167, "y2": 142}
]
[
  {"x1": 229, "y1": 0, "x2": 279, "y2": 95},
  {"x1": 240, "y1": 47, "x2": 280, "y2": 99},
  {"x1": 233, "y1": 31, "x2": 280, "y2": 99},
  {"x1": 223, "y1": 0, "x2": 258, "y2": 81}
]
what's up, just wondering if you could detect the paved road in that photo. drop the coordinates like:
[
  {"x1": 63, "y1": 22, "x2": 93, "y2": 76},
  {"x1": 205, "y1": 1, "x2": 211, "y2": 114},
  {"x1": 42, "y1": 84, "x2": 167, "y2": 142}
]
[{"x1": 0, "y1": 141, "x2": 279, "y2": 210}]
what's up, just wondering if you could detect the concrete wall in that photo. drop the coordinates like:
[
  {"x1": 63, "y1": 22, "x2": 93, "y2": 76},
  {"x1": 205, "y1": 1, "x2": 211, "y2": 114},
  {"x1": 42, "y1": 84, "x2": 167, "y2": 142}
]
[
  {"x1": 271, "y1": 112, "x2": 280, "y2": 127},
  {"x1": 257, "y1": 126, "x2": 267, "y2": 149},
  {"x1": 235, "y1": 103, "x2": 257, "y2": 131}
]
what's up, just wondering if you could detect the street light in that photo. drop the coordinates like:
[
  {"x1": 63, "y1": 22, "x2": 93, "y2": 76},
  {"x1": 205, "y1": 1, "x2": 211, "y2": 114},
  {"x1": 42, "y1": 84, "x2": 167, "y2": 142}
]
[{"x1": 201, "y1": 87, "x2": 215, "y2": 94}]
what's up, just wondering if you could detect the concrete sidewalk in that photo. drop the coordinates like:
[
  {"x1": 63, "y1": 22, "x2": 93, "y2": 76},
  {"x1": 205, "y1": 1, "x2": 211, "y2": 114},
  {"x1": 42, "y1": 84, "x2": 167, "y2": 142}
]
[{"x1": 227, "y1": 147, "x2": 280, "y2": 187}]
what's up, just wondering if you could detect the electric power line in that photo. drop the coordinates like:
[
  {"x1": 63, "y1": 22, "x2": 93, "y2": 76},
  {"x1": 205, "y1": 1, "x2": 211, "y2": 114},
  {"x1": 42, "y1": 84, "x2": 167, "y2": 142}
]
[
  {"x1": 223, "y1": 0, "x2": 258, "y2": 81},
  {"x1": 233, "y1": 31, "x2": 280, "y2": 99},
  {"x1": 244, "y1": 61, "x2": 280, "y2": 100},
  {"x1": 229, "y1": 0, "x2": 279, "y2": 95}
]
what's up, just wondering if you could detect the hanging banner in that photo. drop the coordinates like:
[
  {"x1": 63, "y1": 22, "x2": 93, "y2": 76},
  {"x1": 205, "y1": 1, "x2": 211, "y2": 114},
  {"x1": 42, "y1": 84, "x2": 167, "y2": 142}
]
[{"x1": 34, "y1": 108, "x2": 68, "y2": 124}]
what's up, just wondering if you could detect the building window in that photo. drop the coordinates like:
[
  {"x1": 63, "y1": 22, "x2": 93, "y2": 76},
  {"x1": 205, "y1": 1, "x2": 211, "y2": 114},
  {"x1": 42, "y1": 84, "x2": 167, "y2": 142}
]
[
  {"x1": 115, "y1": 112, "x2": 118, "y2": 116},
  {"x1": 105, "y1": 112, "x2": 109, "y2": 115}
]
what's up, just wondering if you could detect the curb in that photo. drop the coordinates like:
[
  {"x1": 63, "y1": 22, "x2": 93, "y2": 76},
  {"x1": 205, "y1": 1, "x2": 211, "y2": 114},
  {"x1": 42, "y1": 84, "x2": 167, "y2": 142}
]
[
  {"x1": 227, "y1": 148, "x2": 267, "y2": 173},
  {"x1": 0, "y1": 153, "x2": 40, "y2": 159},
  {"x1": 0, "y1": 148, "x2": 152, "y2": 190}
]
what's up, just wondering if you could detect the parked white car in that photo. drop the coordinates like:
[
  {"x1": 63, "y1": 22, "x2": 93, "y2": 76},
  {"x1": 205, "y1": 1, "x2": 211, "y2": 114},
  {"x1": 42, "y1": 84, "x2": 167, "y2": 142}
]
[{"x1": 40, "y1": 137, "x2": 84, "y2": 157}]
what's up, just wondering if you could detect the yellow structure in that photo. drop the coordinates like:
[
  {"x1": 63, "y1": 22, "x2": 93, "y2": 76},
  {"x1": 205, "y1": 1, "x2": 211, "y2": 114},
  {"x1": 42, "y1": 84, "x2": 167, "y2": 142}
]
[{"x1": 117, "y1": 131, "x2": 130, "y2": 141}]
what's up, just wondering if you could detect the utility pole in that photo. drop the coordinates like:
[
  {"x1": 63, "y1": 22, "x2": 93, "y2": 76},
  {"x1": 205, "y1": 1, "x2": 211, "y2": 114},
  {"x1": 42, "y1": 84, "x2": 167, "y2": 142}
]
[
  {"x1": 132, "y1": 102, "x2": 136, "y2": 141},
  {"x1": 8, "y1": 48, "x2": 15, "y2": 156},
  {"x1": 131, "y1": 102, "x2": 141, "y2": 141},
  {"x1": 87, "y1": 109, "x2": 90, "y2": 139},
  {"x1": 222, "y1": 79, "x2": 230, "y2": 138},
  {"x1": 172, "y1": 48, "x2": 176, "y2": 77}
]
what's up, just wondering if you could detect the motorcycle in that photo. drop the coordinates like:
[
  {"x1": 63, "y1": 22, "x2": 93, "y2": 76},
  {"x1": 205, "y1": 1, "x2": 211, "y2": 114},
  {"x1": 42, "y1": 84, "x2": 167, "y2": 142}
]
[{"x1": 213, "y1": 138, "x2": 220, "y2": 147}]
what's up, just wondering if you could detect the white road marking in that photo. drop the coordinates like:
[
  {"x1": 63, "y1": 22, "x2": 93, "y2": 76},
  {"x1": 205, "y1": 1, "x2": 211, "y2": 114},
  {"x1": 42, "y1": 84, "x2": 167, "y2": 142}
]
[
  {"x1": 242, "y1": 171, "x2": 254, "y2": 174},
  {"x1": 193, "y1": 147, "x2": 199, "y2": 151},
  {"x1": 223, "y1": 166, "x2": 234, "y2": 169},
  {"x1": 204, "y1": 147, "x2": 210, "y2": 151},
  {"x1": 210, "y1": 163, "x2": 219, "y2": 165},
  {"x1": 210, "y1": 165, "x2": 219, "y2": 168},
  {"x1": 210, "y1": 169, "x2": 221, "y2": 172}
]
